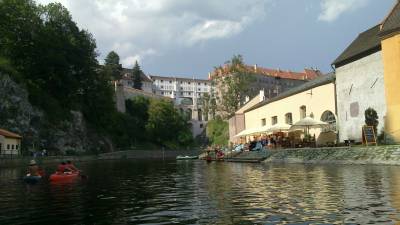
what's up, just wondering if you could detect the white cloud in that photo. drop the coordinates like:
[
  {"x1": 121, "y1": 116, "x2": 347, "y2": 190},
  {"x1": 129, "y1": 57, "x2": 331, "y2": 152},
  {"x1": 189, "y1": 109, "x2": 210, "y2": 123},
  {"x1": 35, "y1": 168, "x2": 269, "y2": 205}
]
[
  {"x1": 318, "y1": 0, "x2": 369, "y2": 22},
  {"x1": 35, "y1": 0, "x2": 270, "y2": 67}
]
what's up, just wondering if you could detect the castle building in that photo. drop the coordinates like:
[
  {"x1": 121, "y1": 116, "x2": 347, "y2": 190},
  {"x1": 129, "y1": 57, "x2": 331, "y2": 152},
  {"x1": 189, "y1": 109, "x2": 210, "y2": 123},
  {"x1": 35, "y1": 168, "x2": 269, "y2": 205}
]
[
  {"x1": 210, "y1": 64, "x2": 322, "y2": 116},
  {"x1": 150, "y1": 75, "x2": 213, "y2": 137}
]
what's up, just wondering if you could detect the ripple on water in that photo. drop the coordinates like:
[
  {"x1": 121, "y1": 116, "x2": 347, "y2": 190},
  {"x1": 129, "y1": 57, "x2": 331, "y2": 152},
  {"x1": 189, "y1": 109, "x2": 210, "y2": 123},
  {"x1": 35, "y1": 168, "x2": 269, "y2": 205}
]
[{"x1": 1, "y1": 161, "x2": 400, "y2": 225}]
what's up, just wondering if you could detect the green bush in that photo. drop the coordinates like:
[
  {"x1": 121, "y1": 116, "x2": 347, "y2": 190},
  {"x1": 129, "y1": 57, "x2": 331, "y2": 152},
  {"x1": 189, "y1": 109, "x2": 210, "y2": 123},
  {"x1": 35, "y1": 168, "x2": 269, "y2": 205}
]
[{"x1": 206, "y1": 118, "x2": 229, "y2": 146}]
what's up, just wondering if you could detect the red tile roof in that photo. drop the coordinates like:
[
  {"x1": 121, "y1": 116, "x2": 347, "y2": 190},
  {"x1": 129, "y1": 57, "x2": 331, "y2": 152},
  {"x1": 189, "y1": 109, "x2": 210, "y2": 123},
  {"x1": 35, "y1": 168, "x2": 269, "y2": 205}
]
[
  {"x1": 0, "y1": 129, "x2": 22, "y2": 139},
  {"x1": 211, "y1": 65, "x2": 322, "y2": 81}
]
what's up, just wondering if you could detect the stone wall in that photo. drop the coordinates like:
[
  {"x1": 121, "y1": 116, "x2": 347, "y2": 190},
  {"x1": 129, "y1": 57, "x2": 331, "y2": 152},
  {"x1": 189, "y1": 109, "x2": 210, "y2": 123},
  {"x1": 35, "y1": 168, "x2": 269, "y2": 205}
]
[
  {"x1": 98, "y1": 149, "x2": 201, "y2": 160},
  {"x1": 264, "y1": 145, "x2": 400, "y2": 165}
]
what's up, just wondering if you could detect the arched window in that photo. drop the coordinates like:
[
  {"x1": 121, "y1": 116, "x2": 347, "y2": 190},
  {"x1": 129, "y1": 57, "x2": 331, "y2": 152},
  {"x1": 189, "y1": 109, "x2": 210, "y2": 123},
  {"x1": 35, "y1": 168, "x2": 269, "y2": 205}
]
[
  {"x1": 198, "y1": 109, "x2": 203, "y2": 121},
  {"x1": 321, "y1": 110, "x2": 336, "y2": 131},
  {"x1": 186, "y1": 108, "x2": 192, "y2": 121},
  {"x1": 285, "y1": 113, "x2": 293, "y2": 125},
  {"x1": 300, "y1": 106, "x2": 306, "y2": 119}
]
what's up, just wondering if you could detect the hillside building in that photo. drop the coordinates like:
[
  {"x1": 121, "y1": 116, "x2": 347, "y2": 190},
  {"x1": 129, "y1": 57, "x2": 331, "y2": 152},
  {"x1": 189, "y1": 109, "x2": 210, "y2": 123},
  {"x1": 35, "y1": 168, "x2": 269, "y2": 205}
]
[{"x1": 0, "y1": 129, "x2": 22, "y2": 155}]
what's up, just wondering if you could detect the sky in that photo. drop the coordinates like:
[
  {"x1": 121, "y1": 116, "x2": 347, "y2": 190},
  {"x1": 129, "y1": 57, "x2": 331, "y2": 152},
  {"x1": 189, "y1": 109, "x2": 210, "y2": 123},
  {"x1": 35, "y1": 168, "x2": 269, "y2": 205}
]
[{"x1": 36, "y1": 0, "x2": 395, "y2": 79}]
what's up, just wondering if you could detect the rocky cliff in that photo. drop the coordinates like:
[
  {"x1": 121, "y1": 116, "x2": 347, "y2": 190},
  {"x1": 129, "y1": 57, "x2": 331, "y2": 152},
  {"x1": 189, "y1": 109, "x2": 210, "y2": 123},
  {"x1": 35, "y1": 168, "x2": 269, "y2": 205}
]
[{"x1": 0, "y1": 73, "x2": 113, "y2": 155}]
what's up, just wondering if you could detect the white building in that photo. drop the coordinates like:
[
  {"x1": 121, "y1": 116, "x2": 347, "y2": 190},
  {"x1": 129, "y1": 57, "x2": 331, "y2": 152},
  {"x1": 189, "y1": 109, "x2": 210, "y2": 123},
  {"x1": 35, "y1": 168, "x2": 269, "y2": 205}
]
[
  {"x1": 150, "y1": 75, "x2": 213, "y2": 137},
  {"x1": 333, "y1": 24, "x2": 386, "y2": 143}
]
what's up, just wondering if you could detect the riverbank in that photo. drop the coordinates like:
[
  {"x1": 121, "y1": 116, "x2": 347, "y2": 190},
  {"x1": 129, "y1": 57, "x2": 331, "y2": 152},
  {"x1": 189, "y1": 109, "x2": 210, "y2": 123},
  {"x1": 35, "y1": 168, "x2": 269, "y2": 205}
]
[
  {"x1": 0, "y1": 155, "x2": 97, "y2": 168},
  {"x1": 0, "y1": 149, "x2": 201, "y2": 168},
  {"x1": 263, "y1": 145, "x2": 400, "y2": 165}
]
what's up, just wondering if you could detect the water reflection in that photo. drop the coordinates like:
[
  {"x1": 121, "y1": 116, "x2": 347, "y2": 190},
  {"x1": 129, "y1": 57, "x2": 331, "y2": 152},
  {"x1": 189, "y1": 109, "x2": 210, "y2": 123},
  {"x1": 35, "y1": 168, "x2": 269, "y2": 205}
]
[{"x1": 0, "y1": 160, "x2": 399, "y2": 224}]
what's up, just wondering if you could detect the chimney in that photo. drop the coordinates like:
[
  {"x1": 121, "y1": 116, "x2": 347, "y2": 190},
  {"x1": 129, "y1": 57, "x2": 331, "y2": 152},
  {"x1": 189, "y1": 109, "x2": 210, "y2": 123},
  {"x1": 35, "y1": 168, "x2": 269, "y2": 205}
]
[
  {"x1": 259, "y1": 89, "x2": 265, "y2": 102},
  {"x1": 254, "y1": 64, "x2": 257, "y2": 72},
  {"x1": 245, "y1": 96, "x2": 250, "y2": 103}
]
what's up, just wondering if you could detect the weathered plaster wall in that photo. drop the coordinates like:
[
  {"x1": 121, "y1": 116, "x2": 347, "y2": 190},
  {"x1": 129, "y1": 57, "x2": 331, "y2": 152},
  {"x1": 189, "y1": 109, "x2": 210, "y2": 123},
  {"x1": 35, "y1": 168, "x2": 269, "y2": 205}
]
[{"x1": 336, "y1": 51, "x2": 386, "y2": 142}]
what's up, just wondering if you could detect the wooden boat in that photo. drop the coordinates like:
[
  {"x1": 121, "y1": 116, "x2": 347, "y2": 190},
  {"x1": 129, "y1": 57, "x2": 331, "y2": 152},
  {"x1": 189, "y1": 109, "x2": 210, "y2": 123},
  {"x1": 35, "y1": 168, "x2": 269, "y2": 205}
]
[{"x1": 176, "y1": 155, "x2": 198, "y2": 160}]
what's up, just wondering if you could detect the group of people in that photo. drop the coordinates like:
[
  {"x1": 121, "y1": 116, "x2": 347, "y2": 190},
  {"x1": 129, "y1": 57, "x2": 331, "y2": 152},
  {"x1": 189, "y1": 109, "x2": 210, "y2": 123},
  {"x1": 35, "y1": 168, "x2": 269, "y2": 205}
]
[
  {"x1": 233, "y1": 134, "x2": 284, "y2": 152},
  {"x1": 27, "y1": 160, "x2": 80, "y2": 177}
]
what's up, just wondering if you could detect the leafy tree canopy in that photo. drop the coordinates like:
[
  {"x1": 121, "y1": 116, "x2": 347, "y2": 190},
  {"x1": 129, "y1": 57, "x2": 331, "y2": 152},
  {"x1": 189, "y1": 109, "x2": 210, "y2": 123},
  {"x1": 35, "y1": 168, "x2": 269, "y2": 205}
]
[
  {"x1": 214, "y1": 55, "x2": 255, "y2": 118},
  {"x1": 103, "y1": 51, "x2": 122, "y2": 80},
  {"x1": 132, "y1": 61, "x2": 143, "y2": 90}
]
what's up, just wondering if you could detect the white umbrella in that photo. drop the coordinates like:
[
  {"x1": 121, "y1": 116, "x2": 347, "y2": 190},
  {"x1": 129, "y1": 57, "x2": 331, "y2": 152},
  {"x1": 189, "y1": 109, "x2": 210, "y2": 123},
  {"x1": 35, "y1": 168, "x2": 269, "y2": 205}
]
[
  {"x1": 290, "y1": 116, "x2": 329, "y2": 134},
  {"x1": 234, "y1": 127, "x2": 262, "y2": 138},
  {"x1": 267, "y1": 123, "x2": 291, "y2": 133}
]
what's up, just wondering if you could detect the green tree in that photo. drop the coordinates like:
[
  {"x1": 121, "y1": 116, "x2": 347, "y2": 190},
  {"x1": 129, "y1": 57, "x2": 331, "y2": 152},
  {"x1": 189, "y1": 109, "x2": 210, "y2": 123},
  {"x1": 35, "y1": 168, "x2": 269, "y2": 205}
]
[
  {"x1": 125, "y1": 96, "x2": 150, "y2": 142},
  {"x1": 103, "y1": 51, "x2": 122, "y2": 80},
  {"x1": 132, "y1": 61, "x2": 143, "y2": 90},
  {"x1": 146, "y1": 99, "x2": 192, "y2": 148},
  {"x1": 365, "y1": 107, "x2": 379, "y2": 133},
  {"x1": 206, "y1": 118, "x2": 229, "y2": 146},
  {"x1": 214, "y1": 55, "x2": 255, "y2": 118},
  {"x1": 200, "y1": 93, "x2": 210, "y2": 121}
]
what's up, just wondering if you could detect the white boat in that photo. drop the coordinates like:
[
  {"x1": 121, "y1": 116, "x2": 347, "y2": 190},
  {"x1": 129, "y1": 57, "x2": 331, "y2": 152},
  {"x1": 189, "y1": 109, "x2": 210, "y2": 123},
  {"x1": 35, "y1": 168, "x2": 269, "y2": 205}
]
[{"x1": 176, "y1": 155, "x2": 198, "y2": 160}]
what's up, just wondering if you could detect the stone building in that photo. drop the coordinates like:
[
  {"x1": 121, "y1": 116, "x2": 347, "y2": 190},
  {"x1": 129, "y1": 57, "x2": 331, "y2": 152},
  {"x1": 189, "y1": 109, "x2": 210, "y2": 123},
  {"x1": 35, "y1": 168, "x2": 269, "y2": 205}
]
[
  {"x1": 119, "y1": 68, "x2": 153, "y2": 93},
  {"x1": 333, "y1": 24, "x2": 386, "y2": 143}
]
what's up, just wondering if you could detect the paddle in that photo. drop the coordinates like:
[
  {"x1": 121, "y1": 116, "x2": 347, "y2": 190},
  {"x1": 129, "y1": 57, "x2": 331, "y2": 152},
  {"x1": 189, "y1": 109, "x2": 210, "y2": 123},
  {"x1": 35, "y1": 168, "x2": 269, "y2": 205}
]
[{"x1": 78, "y1": 171, "x2": 88, "y2": 179}]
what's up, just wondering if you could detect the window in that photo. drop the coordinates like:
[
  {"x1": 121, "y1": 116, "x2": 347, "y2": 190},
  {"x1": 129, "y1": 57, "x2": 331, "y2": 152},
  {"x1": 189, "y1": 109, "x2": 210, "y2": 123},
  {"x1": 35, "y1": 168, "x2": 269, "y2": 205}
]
[
  {"x1": 180, "y1": 87, "x2": 183, "y2": 90},
  {"x1": 198, "y1": 88, "x2": 201, "y2": 91},
  {"x1": 261, "y1": 118, "x2": 266, "y2": 126},
  {"x1": 7, "y1": 144, "x2": 10, "y2": 150},
  {"x1": 198, "y1": 82, "x2": 200, "y2": 85},
  {"x1": 180, "y1": 92, "x2": 183, "y2": 95},
  {"x1": 200, "y1": 124, "x2": 203, "y2": 128},
  {"x1": 271, "y1": 116, "x2": 278, "y2": 125},
  {"x1": 161, "y1": 91, "x2": 164, "y2": 95},
  {"x1": 285, "y1": 113, "x2": 293, "y2": 125},
  {"x1": 300, "y1": 105, "x2": 306, "y2": 119},
  {"x1": 11, "y1": 145, "x2": 14, "y2": 150},
  {"x1": 161, "y1": 85, "x2": 164, "y2": 89},
  {"x1": 169, "y1": 80, "x2": 172, "y2": 83},
  {"x1": 160, "y1": 80, "x2": 163, "y2": 83},
  {"x1": 321, "y1": 110, "x2": 336, "y2": 132},
  {"x1": 188, "y1": 82, "x2": 191, "y2": 84},
  {"x1": 16, "y1": 145, "x2": 19, "y2": 150}
]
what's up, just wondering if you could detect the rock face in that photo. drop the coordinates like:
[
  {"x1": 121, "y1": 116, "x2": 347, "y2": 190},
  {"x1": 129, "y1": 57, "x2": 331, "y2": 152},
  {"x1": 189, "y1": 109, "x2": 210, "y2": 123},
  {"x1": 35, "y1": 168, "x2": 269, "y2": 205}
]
[{"x1": 0, "y1": 73, "x2": 113, "y2": 155}]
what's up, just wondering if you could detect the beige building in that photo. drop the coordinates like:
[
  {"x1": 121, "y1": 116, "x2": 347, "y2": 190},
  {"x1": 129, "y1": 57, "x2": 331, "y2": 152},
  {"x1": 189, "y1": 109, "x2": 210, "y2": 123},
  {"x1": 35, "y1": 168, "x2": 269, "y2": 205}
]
[
  {"x1": 243, "y1": 73, "x2": 337, "y2": 146},
  {"x1": 229, "y1": 90, "x2": 266, "y2": 143},
  {"x1": 0, "y1": 129, "x2": 22, "y2": 155}
]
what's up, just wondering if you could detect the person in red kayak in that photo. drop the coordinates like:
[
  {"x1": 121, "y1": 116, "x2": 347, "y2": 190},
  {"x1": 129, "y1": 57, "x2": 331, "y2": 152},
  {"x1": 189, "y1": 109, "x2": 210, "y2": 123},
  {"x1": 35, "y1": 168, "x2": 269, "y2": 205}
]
[
  {"x1": 57, "y1": 161, "x2": 71, "y2": 174},
  {"x1": 66, "y1": 160, "x2": 79, "y2": 172}
]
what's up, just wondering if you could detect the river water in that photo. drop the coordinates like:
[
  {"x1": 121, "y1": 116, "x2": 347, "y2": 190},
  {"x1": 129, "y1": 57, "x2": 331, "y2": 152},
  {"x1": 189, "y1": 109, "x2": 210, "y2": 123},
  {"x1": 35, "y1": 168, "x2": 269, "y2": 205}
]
[{"x1": 1, "y1": 160, "x2": 400, "y2": 225}]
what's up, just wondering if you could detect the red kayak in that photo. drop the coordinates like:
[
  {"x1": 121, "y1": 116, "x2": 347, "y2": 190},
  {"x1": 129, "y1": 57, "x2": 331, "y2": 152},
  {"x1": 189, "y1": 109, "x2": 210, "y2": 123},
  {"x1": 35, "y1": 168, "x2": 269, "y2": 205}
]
[{"x1": 49, "y1": 172, "x2": 80, "y2": 182}]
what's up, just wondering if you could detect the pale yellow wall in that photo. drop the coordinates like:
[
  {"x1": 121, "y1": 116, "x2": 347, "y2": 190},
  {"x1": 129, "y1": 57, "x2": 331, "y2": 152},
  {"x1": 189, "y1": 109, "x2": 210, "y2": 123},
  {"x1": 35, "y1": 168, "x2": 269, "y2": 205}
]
[
  {"x1": 381, "y1": 34, "x2": 400, "y2": 143},
  {"x1": 244, "y1": 82, "x2": 336, "y2": 145},
  {"x1": 0, "y1": 137, "x2": 21, "y2": 155}
]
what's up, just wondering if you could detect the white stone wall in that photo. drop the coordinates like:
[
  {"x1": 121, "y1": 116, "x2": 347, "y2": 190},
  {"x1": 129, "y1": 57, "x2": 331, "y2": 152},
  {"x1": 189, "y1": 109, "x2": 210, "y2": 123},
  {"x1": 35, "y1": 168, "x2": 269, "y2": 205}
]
[{"x1": 336, "y1": 51, "x2": 386, "y2": 142}]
